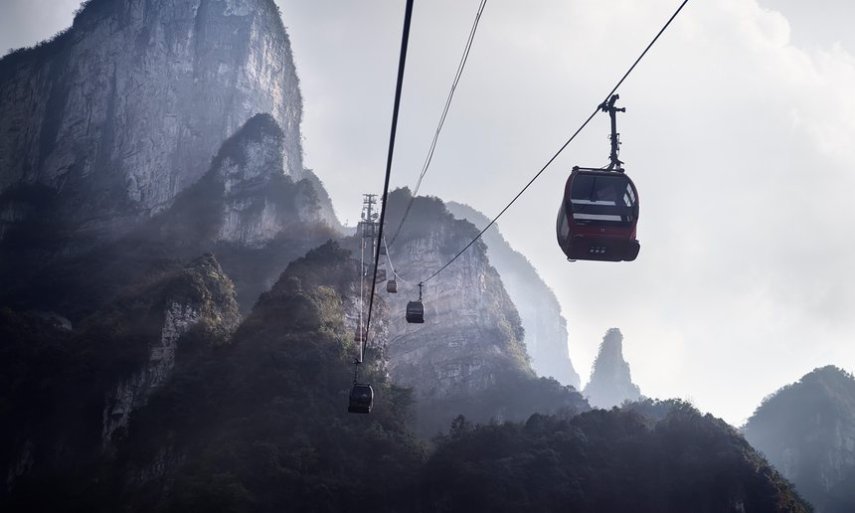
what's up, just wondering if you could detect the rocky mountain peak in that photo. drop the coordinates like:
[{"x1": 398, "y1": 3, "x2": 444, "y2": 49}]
[
  {"x1": 0, "y1": 0, "x2": 308, "y2": 243},
  {"x1": 375, "y1": 189, "x2": 587, "y2": 435},
  {"x1": 583, "y1": 328, "x2": 641, "y2": 409}
]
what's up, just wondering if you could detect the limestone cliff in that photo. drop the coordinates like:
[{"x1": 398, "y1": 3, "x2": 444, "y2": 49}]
[
  {"x1": 100, "y1": 254, "x2": 240, "y2": 448},
  {"x1": 377, "y1": 189, "x2": 588, "y2": 435},
  {"x1": 0, "y1": 253, "x2": 239, "y2": 494},
  {"x1": 583, "y1": 328, "x2": 641, "y2": 409},
  {"x1": 2, "y1": 114, "x2": 338, "y2": 315},
  {"x1": 744, "y1": 366, "x2": 855, "y2": 513},
  {"x1": 382, "y1": 192, "x2": 529, "y2": 395},
  {"x1": 446, "y1": 201, "x2": 581, "y2": 389},
  {"x1": 0, "y1": 0, "x2": 337, "y2": 246}
]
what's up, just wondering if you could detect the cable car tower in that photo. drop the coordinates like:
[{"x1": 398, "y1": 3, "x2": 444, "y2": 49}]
[{"x1": 350, "y1": 194, "x2": 381, "y2": 414}]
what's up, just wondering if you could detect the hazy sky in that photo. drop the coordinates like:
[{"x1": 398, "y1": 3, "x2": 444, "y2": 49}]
[{"x1": 3, "y1": 0, "x2": 855, "y2": 425}]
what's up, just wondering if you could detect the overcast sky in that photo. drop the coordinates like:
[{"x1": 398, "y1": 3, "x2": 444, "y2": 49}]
[{"x1": 3, "y1": 0, "x2": 855, "y2": 425}]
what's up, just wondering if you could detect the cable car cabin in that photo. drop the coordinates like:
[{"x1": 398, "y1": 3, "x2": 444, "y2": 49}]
[
  {"x1": 387, "y1": 279, "x2": 398, "y2": 293},
  {"x1": 406, "y1": 301, "x2": 424, "y2": 323},
  {"x1": 557, "y1": 168, "x2": 640, "y2": 262},
  {"x1": 348, "y1": 383, "x2": 374, "y2": 414}
]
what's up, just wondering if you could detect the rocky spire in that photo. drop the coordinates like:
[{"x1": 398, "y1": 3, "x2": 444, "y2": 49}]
[{"x1": 583, "y1": 328, "x2": 641, "y2": 409}]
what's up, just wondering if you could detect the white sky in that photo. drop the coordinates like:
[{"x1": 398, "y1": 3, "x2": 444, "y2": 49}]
[{"x1": 3, "y1": 0, "x2": 855, "y2": 425}]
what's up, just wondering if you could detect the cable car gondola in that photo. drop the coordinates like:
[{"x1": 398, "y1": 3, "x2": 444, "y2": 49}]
[
  {"x1": 387, "y1": 279, "x2": 398, "y2": 293},
  {"x1": 557, "y1": 167, "x2": 639, "y2": 261},
  {"x1": 556, "y1": 95, "x2": 640, "y2": 262},
  {"x1": 354, "y1": 326, "x2": 366, "y2": 342},
  {"x1": 348, "y1": 383, "x2": 374, "y2": 413},
  {"x1": 406, "y1": 283, "x2": 425, "y2": 323},
  {"x1": 406, "y1": 301, "x2": 424, "y2": 323}
]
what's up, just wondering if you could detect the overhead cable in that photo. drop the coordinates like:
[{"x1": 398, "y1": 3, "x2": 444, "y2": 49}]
[
  {"x1": 389, "y1": 0, "x2": 489, "y2": 247},
  {"x1": 360, "y1": 0, "x2": 415, "y2": 362},
  {"x1": 419, "y1": 0, "x2": 690, "y2": 285}
]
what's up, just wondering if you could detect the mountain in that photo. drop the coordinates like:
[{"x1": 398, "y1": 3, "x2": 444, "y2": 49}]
[
  {"x1": 744, "y1": 365, "x2": 855, "y2": 513},
  {"x1": 2, "y1": 113, "x2": 338, "y2": 316},
  {"x1": 1, "y1": 254, "x2": 240, "y2": 508},
  {"x1": 446, "y1": 201, "x2": 581, "y2": 389},
  {"x1": 424, "y1": 401, "x2": 811, "y2": 513},
  {"x1": 380, "y1": 189, "x2": 588, "y2": 435},
  {"x1": 583, "y1": 328, "x2": 642, "y2": 408},
  {"x1": 0, "y1": 0, "x2": 338, "y2": 253}
]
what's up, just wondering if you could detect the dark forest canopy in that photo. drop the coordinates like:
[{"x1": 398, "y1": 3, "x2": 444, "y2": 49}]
[{"x1": 1, "y1": 243, "x2": 811, "y2": 513}]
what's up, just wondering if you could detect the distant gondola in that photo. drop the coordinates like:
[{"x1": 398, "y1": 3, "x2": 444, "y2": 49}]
[
  {"x1": 387, "y1": 279, "x2": 398, "y2": 293},
  {"x1": 354, "y1": 326, "x2": 366, "y2": 342},
  {"x1": 348, "y1": 383, "x2": 374, "y2": 414},
  {"x1": 406, "y1": 283, "x2": 425, "y2": 323}
]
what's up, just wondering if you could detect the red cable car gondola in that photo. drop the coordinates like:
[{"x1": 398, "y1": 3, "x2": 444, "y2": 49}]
[
  {"x1": 557, "y1": 95, "x2": 640, "y2": 262},
  {"x1": 557, "y1": 167, "x2": 639, "y2": 261}
]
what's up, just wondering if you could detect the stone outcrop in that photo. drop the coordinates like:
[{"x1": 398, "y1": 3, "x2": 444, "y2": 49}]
[
  {"x1": 0, "y1": 253, "x2": 239, "y2": 492},
  {"x1": 446, "y1": 201, "x2": 581, "y2": 389},
  {"x1": 101, "y1": 254, "x2": 239, "y2": 447},
  {"x1": 744, "y1": 366, "x2": 855, "y2": 513},
  {"x1": 583, "y1": 328, "x2": 641, "y2": 409},
  {"x1": 381, "y1": 192, "x2": 530, "y2": 399},
  {"x1": 0, "y1": 0, "x2": 337, "y2": 245},
  {"x1": 375, "y1": 189, "x2": 587, "y2": 435}
]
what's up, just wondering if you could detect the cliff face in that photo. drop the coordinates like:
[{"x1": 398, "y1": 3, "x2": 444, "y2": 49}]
[
  {"x1": 383, "y1": 192, "x2": 530, "y2": 397},
  {"x1": 1, "y1": 114, "x2": 338, "y2": 316},
  {"x1": 446, "y1": 201, "x2": 581, "y2": 389},
  {"x1": 583, "y1": 328, "x2": 641, "y2": 409},
  {"x1": 744, "y1": 366, "x2": 855, "y2": 513},
  {"x1": 100, "y1": 254, "x2": 240, "y2": 448},
  {"x1": 0, "y1": 253, "x2": 239, "y2": 497},
  {"x1": 1, "y1": 242, "x2": 425, "y2": 512},
  {"x1": 379, "y1": 189, "x2": 588, "y2": 435},
  {"x1": 0, "y1": 0, "x2": 336, "y2": 244}
]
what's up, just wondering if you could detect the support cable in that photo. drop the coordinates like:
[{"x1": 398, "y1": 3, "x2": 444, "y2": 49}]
[
  {"x1": 360, "y1": 0, "x2": 415, "y2": 363},
  {"x1": 389, "y1": 0, "x2": 489, "y2": 247}
]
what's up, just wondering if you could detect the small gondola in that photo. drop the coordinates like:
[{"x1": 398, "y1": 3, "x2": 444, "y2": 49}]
[
  {"x1": 387, "y1": 279, "x2": 398, "y2": 293},
  {"x1": 406, "y1": 283, "x2": 425, "y2": 323},
  {"x1": 556, "y1": 95, "x2": 640, "y2": 262},
  {"x1": 406, "y1": 301, "x2": 424, "y2": 323},
  {"x1": 348, "y1": 383, "x2": 374, "y2": 414}
]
